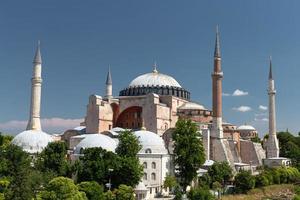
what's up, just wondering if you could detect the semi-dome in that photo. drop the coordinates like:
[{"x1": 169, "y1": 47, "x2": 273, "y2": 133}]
[
  {"x1": 178, "y1": 102, "x2": 206, "y2": 110},
  {"x1": 134, "y1": 130, "x2": 168, "y2": 154},
  {"x1": 129, "y1": 71, "x2": 182, "y2": 88},
  {"x1": 12, "y1": 130, "x2": 53, "y2": 154},
  {"x1": 74, "y1": 134, "x2": 117, "y2": 154},
  {"x1": 119, "y1": 68, "x2": 190, "y2": 100},
  {"x1": 237, "y1": 125, "x2": 256, "y2": 131}
]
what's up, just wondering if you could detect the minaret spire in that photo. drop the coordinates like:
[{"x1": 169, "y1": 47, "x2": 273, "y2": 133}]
[
  {"x1": 269, "y1": 56, "x2": 273, "y2": 80},
  {"x1": 214, "y1": 25, "x2": 221, "y2": 58},
  {"x1": 266, "y1": 57, "x2": 279, "y2": 158},
  {"x1": 27, "y1": 41, "x2": 43, "y2": 131},
  {"x1": 105, "y1": 66, "x2": 113, "y2": 99}
]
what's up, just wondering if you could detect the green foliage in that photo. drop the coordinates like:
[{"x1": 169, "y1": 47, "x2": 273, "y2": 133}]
[
  {"x1": 255, "y1": 174, "x2": 269, "y2": 187},
  {"x1": 207, "y1": 161, "x2": 233, "y2": 187},
  {"x1": 104, "y1": 190, "x2": 115, "y2": 200},
  {"x1": 114, "y1": 184, "x2": 134, "y2": 200},
  {"x1": 187, "y1": 186, "x2": 214, "y2": 200},
  {"x1": 173, "y1": 185, "x2": 183, "y2": 200},
  {"x1": 40, "y1": 177, "x2": 87, "y2": 200},
  {"x1": 36, "y1": 141, "x2": 71, "y2": 177},
  {"x1": 76, "y1": 147, "x2": 142, "y2": 189},
  {"x1": 115, "y1": 130, "x2": 141, "y2": 158},
  {"x1": 0, "y1": 133, "x2": 13, "y2": 147},
  {"x1": 234, "y1": 170, "x2": 255, "y2": 194},
  {"x1": 163, "y1": 175, "x2": 177, "y2": 190},
  {"x1": 0, "y1": 145, "x2": 35, "y2": 200},
  {"x1": 173, "y1": 119, "x2": 206, "y2": 191},
  {"x1": 250, "y1": 136, "x2": 261, "y2": 143},
  {"x1": 78, "y1": 181, "x2": 104, "y2": 200}
]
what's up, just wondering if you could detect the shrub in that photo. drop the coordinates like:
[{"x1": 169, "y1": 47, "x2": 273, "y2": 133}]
[
  {"x1": 234, "y1": 170, "x2": 255, "y2": 194},
  {"x1": 187, "y1": 187, "x2": 214, "y2": 200}
]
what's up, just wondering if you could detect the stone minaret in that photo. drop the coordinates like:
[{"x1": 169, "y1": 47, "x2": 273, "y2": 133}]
[
  {"x1": 105, "y1": 66, "x2": 113, "y2": 99},
  {"x1": 211, "y1": 26, "x2": 223, "y2": 138},
  {"x1": 26, "y1": 41, "x2": 43, "y2": 131},
  {"x1": 266, "y1": 57, "x2": 279, "y2": 158}
]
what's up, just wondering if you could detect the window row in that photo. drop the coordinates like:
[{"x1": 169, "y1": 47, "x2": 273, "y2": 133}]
[
  {"x1": 143, "y1": 172, "x2": 156, "y2": 181},
  {"x1": 143, "y1": 161, "x2": 156, "y2": 169}
]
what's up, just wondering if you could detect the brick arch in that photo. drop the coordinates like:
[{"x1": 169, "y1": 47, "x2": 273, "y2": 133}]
[{"x1": 116, "y1": 106, "x2": 142, "y2": 129}]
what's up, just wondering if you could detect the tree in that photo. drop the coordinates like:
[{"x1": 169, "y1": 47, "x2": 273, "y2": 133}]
[
  {"x1": 163, "y1": 175, "x2": 177, "y2": 192},
  {"x1": 78, "y1": 181, "x2": 104, "y2": 200},
  {"x1": 115, "y1": 130, "x2": 141, "y2": 158},
  {"x1": 0, "y1": 133, "x2": 13, "y2": 147},
  {"x1": 250, "y1": 136, "x2": 261, "y2": 143},
  {"x1": 1, "y1": 145, "x2": 35, "y2": 200},
  {"x1": 114, "y1": 185, "x2": 134, "y2": 200},
  {"x1": 207, "y1": 161, "x2": 233, "y2": 187},
  {"x1": 36, "y1": 141, "x2": 70, "y2": 177},
  {"x1": 172, "y1": 119, "x2": 206, "y2": 192},
  {"x1": 187, "y1": 186, "x2": 214, "y2": 200},
  {"x1": 234, "y1": 170, "x2": 255, "y2": 194},
  {"x1": 39, "y1": 177, "x2": 87, "y2": 200}
]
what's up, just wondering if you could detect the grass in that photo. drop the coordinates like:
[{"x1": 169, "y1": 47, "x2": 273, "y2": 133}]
[{"x1": 221, "y1": 184, "x2": 295, "y2": 200}]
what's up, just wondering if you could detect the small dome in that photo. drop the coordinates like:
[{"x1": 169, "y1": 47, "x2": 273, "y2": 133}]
[
  {"x1": 178, "y1": 102, "x2": 206, "y2": 110},
  {"x1": 134, "y1": 130, "x2": 167, "y2": 154},
  {"x1": 129, "y1": 72, "x2": 182, "y2": 88},
  {"x1": 74, "y1": 134, "x2": 117, "y2": 154},
  {"x1": 237, "y1": 125, "x2": 256, "y2": 131},
  {"x1": 12, "y1": 130, "x2": 53, "y2": 154}
]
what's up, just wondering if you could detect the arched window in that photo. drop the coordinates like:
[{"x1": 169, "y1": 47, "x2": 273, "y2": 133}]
[
  {"x1": 151, "y1": 173, "x2": 156, "y2": 180},
  {"x1": 143, "y1": 173, "x2": 147, "y2": 180},
  {"x1": 145, "y1": 148, "x2": 152, "y2": 153},
  {"x1": 152, "y1": 162, "x2": 156, "y2": 169},
  {"x1": 143, "y1": 162, "x2": 147, "y2": 169}
]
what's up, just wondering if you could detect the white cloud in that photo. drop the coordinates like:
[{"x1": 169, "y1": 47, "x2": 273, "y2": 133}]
[
  {"x1": 232, "y1": 89, "x2": 249, "y2": 96},
  {"x1": 0, "y1": 118, "x2": 83, "y2": 135},
  {"x1": 255, "y1": 113, "x2": 267, "y2": 117},
  {"x1": 222, "y1": 93, "x2": 231, "y2": 96},
  {"x1": 233, "y1": 106, "x2": 252, "y2": 112},
  {"x1": 255, "y1": 117, "x2": 268, "y2": 122},
  {"x1": 259, "y1": 105, "x2": 268, "y2": 111}
]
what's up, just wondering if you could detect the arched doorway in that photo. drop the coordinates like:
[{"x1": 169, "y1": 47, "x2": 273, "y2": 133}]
[{"x1": 116, "y1": 106, "x2": 142, "y2": 129}]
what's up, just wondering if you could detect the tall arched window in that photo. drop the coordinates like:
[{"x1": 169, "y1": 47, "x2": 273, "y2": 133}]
[
  {"x1": 145, "y1": 148, "x2": 152, "y2": 153},
  {"x1": 151, "y1": 173, "x2": 156, "y2": 180},
  {"x1": 143, "y1": 162, "x2": 147, "y2": 169},
  {"x1": 143, "y1": 173, "x2": 147, "y2": 180},
  {"x1": 152, "y1": 162, "x2": 156, "y2": 169}
]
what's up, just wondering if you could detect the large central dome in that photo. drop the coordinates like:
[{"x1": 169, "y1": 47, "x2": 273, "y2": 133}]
[
  {"x1": 119, "y1": 66, "x2": 190, "y2": 100},
  {"x1": 129, "y1": 71, "x2": 182, "y2": 88}
]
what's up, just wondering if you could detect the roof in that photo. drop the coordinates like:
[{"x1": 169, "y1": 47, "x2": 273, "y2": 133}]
[
  {"x1": 237, "y1": 125, "x2": 256, "y2": 131},
  {"x1": 134, "y1": 130, "x2": 168, "y2": 154},
  {"x1": 12, "y1": 130, "x2": 53, "y2": 154},
  {"x1": 129, "y1": 71, "x2": 182, "y2": 88},
  {"x1": 74, "y1": 134, "x2": 117, "y2": 154},
  {"x1": 178, "y1": 101, "x2": 206, "y2": 110}
]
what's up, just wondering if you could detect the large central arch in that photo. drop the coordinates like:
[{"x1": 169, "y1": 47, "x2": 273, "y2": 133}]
[{"x1": 116, "y1": 106, "x2": 143, "y2": 129}]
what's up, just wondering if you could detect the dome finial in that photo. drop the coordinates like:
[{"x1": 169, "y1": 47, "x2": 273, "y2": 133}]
[{"x1": 152, "y1": 61, "x2": 158, "y2": 73}]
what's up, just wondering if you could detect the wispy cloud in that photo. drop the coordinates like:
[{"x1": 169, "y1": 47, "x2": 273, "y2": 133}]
[
  {"x1": 233, "y1": 106, "x2": 252, "y2": 112},
  {"x1": 0, "y1": 118, "x2": 83, "y2": 135},
  {"x1": 222, "y1": 92, "x2": 231, "y2": 96},
  {"x1": 232, "y1": 89, "x2": 249, "y2": 96},
  {"x1": 259, "y1": 105, "x2": 268, "y2": 111},
  {"x1": 255, "y1": 113, "x2": 267, "y2": 117},
  {"x1": 255, "y1": 117, "x2": 268, "y2": 122}
]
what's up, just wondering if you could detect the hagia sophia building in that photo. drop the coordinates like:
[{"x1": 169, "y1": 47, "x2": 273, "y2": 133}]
[{"x1": 11, "y1": 28, "x2": 287, "y2": 199}]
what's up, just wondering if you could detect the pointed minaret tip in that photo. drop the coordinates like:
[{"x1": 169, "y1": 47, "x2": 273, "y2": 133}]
[
  {"x1": 269, "y1": 56, "x2": 273, "y2": 80},
  {"x1": 106, "y1": 66, "x2": 112, "y2": 85},
  {"x1": 152, "y1": 61, "x2": 158, "y2": 73},
  {"x1": 214, "y1": 25, "x2": 221, "y2": 58},
  {"x1": 33, "y1": 40, "x2": 42, "y2": 64}
]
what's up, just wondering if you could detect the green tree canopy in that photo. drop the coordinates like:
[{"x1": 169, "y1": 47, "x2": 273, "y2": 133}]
[
  {"x1": 234, "y1": 170, "x2": 255, "y2": 194},
  {"x1": 78, "y1": 181, "x2": 104, "y2": 200},
  {"x1": 35, "y1": 141, "x2": 70, "y2": 177},
  {"x1": 163, "y1": 175, "x2": 177, "y2": 190},
  {"x1": 207, "y1": 161, "x2": 233, "y2": 186},
  {"x1": 115, "y1": 130, "x2": 141, "y2": 158},
  {"x1": 114, "y1": 184, "x2": 135, "y2": 200},
  {"x1": 40, "y1": 177, "x2": 87, "y2": 200},
  {"x1": 172, "y1": 119, "x2": 206, "y2": 192}
]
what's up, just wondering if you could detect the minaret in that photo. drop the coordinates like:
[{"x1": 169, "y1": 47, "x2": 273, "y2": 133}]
[
  {"x1": 105, "y1": 66, "x2": 113, "y2": 99},
  {"x1": 211, "y1": 25, "x2": 224, "y2": 138},
  {"x1": 26, "y1": 41, "x2": 43, "y2": 131},
  {"x1": 266, "y1": 57, "x2": 279, "y2": 158}
]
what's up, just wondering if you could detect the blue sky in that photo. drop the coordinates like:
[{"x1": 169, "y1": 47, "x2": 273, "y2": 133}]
[{"x1": 0, "y1": 0, "x2": 299, "y2": 135}]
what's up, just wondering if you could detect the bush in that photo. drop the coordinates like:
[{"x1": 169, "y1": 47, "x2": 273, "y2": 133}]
[
  {"x1": 234, "y1": 170, "x2": 255, "y2": 194},
  {"x1": 255, "y1": 175, "x2": 269, "y2": 187},
  {"x1": 187, "y1": 187, "x2": 214, "y2": 200}
]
